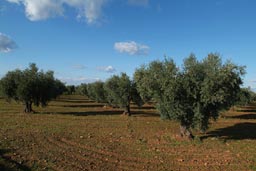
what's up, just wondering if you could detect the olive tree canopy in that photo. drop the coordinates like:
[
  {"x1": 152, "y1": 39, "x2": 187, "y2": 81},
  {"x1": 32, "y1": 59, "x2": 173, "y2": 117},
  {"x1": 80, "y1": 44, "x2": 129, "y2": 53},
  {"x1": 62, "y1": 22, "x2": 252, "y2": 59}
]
[
  {"x1": 104, "y1": 73, "x2": 143, "y2": 116},
  {"x1": 134, "y1": 54, "x2": 245, "y2": 139},
  {"x1": 0, "y1": 63, "x2": 65, "y2": 113},
  {"x1": 87, "y1": 81, "x2": 107, "y2": 103}
]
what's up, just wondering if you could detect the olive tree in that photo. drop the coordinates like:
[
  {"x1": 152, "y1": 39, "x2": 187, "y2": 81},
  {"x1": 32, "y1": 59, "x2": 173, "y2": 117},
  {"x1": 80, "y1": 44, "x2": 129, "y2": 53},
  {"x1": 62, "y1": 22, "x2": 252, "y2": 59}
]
[
  {"x1": 134, "y1": 54, "x2": 245, "y2": 139},
  {"x1": 104, "y1": 73, "x2": 143, "y2": 116},
  {"x1": 87, "y1": 81, "x2": 107, "y2": 103},
  {"x1": 65, "y1": 85, "x2": 76, "y2": 95},
  {"x1": 0, "y1": 63, "x2": 65, "y2": 113},
  {"x1": 235, "y1": 87, "x2": 256, "y2": 106},
  {"x1": 76, "y1": 83, "x2": 88, "y2": 96}
]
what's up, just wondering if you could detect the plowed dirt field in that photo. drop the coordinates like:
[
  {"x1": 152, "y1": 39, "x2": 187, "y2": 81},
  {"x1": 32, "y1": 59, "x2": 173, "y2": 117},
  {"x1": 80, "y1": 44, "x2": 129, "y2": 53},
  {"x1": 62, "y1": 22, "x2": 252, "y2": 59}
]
[{"x1": 1, "y1": 95, "x2": 256, "y2": 171}]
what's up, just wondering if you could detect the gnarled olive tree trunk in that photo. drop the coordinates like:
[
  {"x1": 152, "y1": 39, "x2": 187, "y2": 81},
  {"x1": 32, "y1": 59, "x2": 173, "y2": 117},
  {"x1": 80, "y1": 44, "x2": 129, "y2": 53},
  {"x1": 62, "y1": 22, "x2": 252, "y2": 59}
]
[
  {"x1": 123, "y1": 104, "x2": 131, "y2": 116},
  {"x1": 180, "y1": 123, "x2": 194, "y2": 140},
  {"x1": 24, "y1": 101, "x2": 33, "y2": 113}
]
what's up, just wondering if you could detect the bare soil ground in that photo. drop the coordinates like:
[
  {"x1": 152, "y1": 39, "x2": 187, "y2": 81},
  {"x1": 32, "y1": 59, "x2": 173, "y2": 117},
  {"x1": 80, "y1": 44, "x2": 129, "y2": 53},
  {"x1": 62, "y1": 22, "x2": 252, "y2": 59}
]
[{"x1": 1, "y1": 95, "x2": 256, "y2": 171}]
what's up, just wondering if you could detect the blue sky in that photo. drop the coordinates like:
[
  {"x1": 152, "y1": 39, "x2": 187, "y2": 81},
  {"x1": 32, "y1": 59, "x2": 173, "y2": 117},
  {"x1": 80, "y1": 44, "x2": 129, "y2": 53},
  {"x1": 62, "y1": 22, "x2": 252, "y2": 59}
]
[{"x1": 0, "y1": 0, "x2": 256, "y2": 88}]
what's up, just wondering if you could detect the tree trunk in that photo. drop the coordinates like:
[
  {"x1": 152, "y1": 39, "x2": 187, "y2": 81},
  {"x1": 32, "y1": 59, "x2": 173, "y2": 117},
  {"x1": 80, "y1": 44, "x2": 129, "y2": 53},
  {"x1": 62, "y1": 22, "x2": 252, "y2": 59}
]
[
  {"x1": 180, "y1": 124, "x2": 194, "y2": 140},
  {"x1": 24, "y1": 101, "x2": 33, "y2": 113},
  {"x1": 123, "y1": 104, "x2": 131, "y2": 116}
]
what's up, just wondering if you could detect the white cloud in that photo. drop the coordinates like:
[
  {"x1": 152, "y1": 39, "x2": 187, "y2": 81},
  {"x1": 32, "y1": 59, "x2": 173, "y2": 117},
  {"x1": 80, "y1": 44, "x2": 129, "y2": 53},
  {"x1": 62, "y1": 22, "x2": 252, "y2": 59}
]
[
  {"x1": 114, "y1": 41, "x2": 149, "y2": 56},
  {"x1": 72, "y1": 64, "x2": 86, "y2": 70},
  {"x1": 6, "y1": 0, "x2": 151, "y2": 23},
  {"x1": 24, "y1": 0, "x2": 63, "y2": 21},
  {"x1": 97, "y1": 65, "x2": 116, "y2": 73},
  {"x1": 59, "y1": 76, "x2": 100, "y2": 85},
  {"x1": 6, "y1": 0, "x2": 107, "y2": 24},
  {"x1": 82, "y1": 0, "x2": 106, "y2": 24},
  {"x1": 0, "y1": 33, "x2": 18, "y2": 53},
  {"x1": 128, "y1": 0, "x2": 148, "y2": 7}
]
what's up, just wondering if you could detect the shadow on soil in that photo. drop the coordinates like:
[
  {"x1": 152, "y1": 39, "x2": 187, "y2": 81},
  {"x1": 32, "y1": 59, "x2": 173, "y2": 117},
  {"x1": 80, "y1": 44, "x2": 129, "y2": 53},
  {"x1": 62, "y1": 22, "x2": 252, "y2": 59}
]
[
  {"x1": 236, "y1": 109, "x2": 256, "y2": 113},
  {"x1": 132, "y1": 110, "x2": 159, "y2": 117},
  {"x1": 50, "y1": 96, "x2": 159, "y2": 117},
  {"x1": 0, "y1": 149, "x2": 31, "y2": 171},
  {"x1": 225, "y1": 113, "x2": 256, "y2": 120},
  {"x1": 38, "y1": 109, "x2": 159, "y2": 117},
  {"x1": 55, "y1": 110, "x2": 124, "y2": 116},
  {"x1": 201, "y1": 122, "x2": 256, "y2": 140},
  {"x1": 54, "y1": 99, "x2": 95, "y2": 103},
  {"x1": 132, "y1": 106, "x2": 156, "y2": 110},
  {"x1": 61, "y1": 104, "x2": 105, "y2": 108}
]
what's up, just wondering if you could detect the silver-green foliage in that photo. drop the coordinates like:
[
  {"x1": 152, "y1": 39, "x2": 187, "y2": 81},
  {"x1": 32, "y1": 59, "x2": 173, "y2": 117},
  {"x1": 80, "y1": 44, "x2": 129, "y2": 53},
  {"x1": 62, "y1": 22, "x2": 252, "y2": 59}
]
[
  {"x1": 87, "y1": 81, "x2": 106, "y2": 103},
  {"x1": 104, "y1": 73, "x2": 143, "y2": 115},
  {"x1": 0, "y1": 63, "x2": 65, "y2": 112},
  {"x1": 76, "y1": 83, "x2": 88, "y2": 96},
  {"x1": 134, "y1": 53, "x2": 245, "y2": 132},
  {"x1": 235, "y1": 87, "x2": 256, "y2": 106}
]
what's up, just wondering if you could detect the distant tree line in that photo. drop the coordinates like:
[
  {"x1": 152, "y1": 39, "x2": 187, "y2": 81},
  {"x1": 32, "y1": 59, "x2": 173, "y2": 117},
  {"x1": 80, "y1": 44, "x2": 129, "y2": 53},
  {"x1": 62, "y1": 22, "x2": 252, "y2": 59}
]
[{"x1": 0, "y1": 53, "x2": 255, "y2": 139}]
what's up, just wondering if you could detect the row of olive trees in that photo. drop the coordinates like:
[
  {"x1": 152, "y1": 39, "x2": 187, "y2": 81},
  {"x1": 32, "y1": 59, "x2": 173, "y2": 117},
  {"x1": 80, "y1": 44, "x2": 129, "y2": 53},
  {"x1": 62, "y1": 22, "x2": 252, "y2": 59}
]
[
  {"x1": 76, "y1": 73, "x2": 144, "y2": 116},
  {"x1": 0, "y1": 64, "x2": 142, "y2": 116},
  {"x1": 235, "y1": 87, "x2": 256, "y2": 106},
  {"x1": 75, "y1": 53, "x2": 251, "y2": 139},
  {"x1": 1, "y1": 54, "x2": 254, "y2": 139},
  {"x1": 0, "y1": 63, "x2": 66, "y2": 113}
]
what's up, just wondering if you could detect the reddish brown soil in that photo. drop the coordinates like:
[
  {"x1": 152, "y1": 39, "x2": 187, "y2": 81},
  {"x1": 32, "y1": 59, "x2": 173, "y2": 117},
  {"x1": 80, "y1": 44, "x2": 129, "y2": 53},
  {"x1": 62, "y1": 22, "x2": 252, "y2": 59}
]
[{"x1": 1, "y1": 95, "x2": 256, "y2": 171}]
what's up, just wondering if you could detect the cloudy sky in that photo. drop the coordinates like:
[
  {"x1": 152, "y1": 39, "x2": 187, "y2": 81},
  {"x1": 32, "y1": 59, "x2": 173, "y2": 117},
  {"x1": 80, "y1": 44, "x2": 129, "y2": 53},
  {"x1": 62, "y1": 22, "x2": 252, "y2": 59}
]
[{"x1": 0, "y1": 0, "x2": 256, "y2": 87}]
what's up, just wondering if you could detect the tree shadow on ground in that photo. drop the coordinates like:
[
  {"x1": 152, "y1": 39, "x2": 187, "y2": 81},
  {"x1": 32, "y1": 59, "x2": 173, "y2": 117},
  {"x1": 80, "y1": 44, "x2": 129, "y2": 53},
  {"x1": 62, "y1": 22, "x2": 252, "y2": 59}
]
[
  {"x1": 236, "y1": 109, "x2": 256, "y2": 113},
  {"x1": 38, "y1": 109, "x2": 159, "y2": 117},
  {"x1": 53, "y1": 99, "x2": 93, "y2": 104},
  {"x1": 131, "y1": 112, "x2": 159, "y2": 117},
  {"x1": 61, "y1": 104, "x2": 105, "y2": 108},
  {"x1": 201, "y1": 122, "x2": 256, "y2": 140},
  {"x1": 54, "y1": 110, "x2": 124, "y2": 116},
  {"x1": 225, "y1": 113, "x2": 256, "y2": 120},
  {"x1": 0, "y1": 149, "x2": 31, "y2": 171},
  {"x1": 132, "y1": 106, "x2": 156, "y2": 110},
  {"x1": 56, "y1": 104, "x2": 156, "y2": 110}
]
